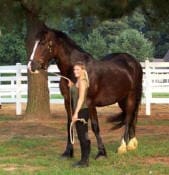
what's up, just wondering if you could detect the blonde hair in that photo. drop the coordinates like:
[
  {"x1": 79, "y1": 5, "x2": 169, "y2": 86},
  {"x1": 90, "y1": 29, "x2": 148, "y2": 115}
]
[{"x1": 73, "y1": 61, "x2": 89, "y2": 87}]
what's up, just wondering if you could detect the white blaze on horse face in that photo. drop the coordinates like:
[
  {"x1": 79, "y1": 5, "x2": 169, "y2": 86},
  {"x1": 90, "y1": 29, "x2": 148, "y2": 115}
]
[{"x1": 27, "y1": 40, "x2": 40, "y2": 73}]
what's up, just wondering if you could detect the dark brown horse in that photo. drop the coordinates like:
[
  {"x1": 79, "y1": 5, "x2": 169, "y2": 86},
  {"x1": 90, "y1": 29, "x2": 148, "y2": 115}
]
[{"x1": 28, "y1": 26, "x2": 143, "y2": 158}]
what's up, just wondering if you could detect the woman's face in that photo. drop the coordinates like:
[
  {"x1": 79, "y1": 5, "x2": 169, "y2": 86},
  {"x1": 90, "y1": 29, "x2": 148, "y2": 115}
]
[{"x1": 73, "y1": 65, "x2": 83, "y2": 78}]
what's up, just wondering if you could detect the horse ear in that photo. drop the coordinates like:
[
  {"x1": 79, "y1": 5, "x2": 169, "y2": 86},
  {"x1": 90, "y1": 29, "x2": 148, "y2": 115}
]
[{"x1": 36, "y1": 28, "x2": 48, "y2": 40}]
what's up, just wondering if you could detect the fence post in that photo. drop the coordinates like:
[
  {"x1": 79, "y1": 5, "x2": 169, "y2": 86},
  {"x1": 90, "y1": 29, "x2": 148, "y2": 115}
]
[
  {"x1": 16, "y1": 63, "x2": 22, "y2": 115},
  {"x1": 0, "y1": 73, "x2": 1, "y2": 108},
  {"x1": 145, "y1": 60, "x2": 151, "y2": 115}
]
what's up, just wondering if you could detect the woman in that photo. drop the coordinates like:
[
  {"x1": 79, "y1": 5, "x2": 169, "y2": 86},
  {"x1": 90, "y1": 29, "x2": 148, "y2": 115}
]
[{"x1": 68, "y1": 61, "x2": 90, "y2": 167}]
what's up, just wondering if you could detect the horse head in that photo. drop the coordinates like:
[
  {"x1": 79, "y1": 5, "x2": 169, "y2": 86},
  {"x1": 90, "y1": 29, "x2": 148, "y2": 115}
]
[{"x1": 28, "y1": 28, "x2": 58, "y2": 73}]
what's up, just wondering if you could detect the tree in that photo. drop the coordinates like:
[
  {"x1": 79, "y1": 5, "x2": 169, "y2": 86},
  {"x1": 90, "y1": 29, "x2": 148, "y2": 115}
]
[
  {"x1": 0, "y1": 0, "x2": 141, "y2": 118},
  {"x1": 81, "y1": 29, "x2": 109, "y2": 59},
  {"x1": 141, "y1": 0, "x2": 169, "y2": 32},
  {"x1": 0, "y1": 0, "x2": 50, "y2": 117},
  {"x1": 0, "y1": 30, "x2": 26, "y2": 65},
  {"x1": 110, "y1": 29, "x2": 154, "y2": 61},
  {"x1": 97, "y1": 20, "x2": 129, "y2": 44}
]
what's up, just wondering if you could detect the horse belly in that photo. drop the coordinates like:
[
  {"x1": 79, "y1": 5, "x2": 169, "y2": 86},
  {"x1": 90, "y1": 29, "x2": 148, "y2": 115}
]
[{"x1": 93, "y1": 81, "x2": 131, "y2": 107}]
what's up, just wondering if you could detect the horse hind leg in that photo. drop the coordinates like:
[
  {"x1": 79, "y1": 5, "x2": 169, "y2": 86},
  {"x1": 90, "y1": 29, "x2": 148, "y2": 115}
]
[
  {"x1": 127, "y1": 68, "x2": 142, "y2": 151},
  {"x1": 127, "y1": 117, "x2": 138, "y2": 151},
  {"x1": 117, "y1": 99, "x2": 128, "y2": 154},
  {"x1": 117, "y1": 92, "x2": 139, "y2": 154},
  {"x1": 127, "y1": 135, "x2": 138, "y2": 151},
  {"x1": 90, "y1": 107, "x2": 107, "y2": 159},
  {"x1": 127, "y1": 99, "x2": 140, "y2": 151}
]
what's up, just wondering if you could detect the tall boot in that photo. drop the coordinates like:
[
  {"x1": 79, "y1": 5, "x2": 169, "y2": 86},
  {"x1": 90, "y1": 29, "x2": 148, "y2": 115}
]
[
  {"x1": 73, "y1": 140, "x2": 91, "y2": 168},
  {"x1": 80, "y1": 140, "x2": 91, "y2": 165},
  {"x1": 73, "y1": 120, "x2": 90, "y2": 168}
]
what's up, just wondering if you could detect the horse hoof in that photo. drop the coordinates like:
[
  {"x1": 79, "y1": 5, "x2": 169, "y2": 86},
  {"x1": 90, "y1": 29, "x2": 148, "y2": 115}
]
[
  {"x1": 127, "y1": 137, "x2": 138, "y2": 151},
  {"x1": 95, "y1": 149, "x2": 107, "y2": 160},
  {"x1": 61, "y1": 150, "x2": 74, "y2": 158},
  {"x1": 117, "y1": 145, "x2": 127, "y2": 154}
]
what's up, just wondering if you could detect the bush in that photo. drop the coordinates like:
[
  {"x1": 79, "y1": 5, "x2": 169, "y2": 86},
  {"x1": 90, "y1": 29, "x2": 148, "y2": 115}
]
[{"x1": 110, "y1": 29, "x2": 154, "y2": 61}]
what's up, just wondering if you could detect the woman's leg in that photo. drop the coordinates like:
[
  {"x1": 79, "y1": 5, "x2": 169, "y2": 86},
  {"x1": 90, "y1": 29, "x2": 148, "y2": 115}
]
[{"x1": 74, "y1": 108, "x2": 90, "y2": 167}]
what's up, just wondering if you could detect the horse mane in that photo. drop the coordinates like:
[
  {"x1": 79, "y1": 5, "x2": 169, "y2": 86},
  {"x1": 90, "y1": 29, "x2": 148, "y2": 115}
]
[
  {"x1": 53, "y1": 29, "x2": 84, "y2": 51},
  {"x1": 37, "y1": 25, "x2": 94, "y2": 62}
]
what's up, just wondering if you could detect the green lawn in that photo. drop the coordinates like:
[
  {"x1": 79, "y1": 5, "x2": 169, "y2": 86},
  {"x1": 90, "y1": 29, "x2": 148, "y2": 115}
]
[
  {"x1": 0, "y1": 94, "x2": 63, "y2": 99},
  {"x1": 0, "y1": 115, "x2": 168, "y2": 175},
  {"x1": 0, "y1": 135, "x2": 168, "y2": 175},
  {"x1": 1, "y1": 93, "x2": 169, "y2": 100},
  {"x1": 152, "y1": 93, "x2": 169, "y2": 98}
]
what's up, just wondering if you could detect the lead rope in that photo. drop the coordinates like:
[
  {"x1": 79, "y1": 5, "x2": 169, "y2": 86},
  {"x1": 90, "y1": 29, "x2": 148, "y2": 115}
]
[{"x1": 53, "y1": 73, "x2": 87, "y2": 144}]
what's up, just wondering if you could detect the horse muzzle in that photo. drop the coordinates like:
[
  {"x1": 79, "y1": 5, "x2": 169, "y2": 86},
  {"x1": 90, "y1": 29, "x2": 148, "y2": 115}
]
[{"x1": 28, "y1": 60, "x2": 47, "y2": 74}]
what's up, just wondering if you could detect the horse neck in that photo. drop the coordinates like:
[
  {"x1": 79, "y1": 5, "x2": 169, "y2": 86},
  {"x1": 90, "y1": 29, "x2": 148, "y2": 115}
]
[
  {"x1": 54, "y1": 46, "x2": 72, "y2": 77},
  {"x1": 55, "y1": 45, "x2": 91, "y2": 77}
]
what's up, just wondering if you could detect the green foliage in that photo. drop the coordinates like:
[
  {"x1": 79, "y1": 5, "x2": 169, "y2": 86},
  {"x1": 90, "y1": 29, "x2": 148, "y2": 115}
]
[
  {"x1": 0, "y1": 0, "x2": 140, "y2": 30},
  {"x1": 0, "y1": 31, "x2": 26, "y2": 65},
  {"x1": 155, "y1": 42, "x2": 169, "y2": 58},
  {"x1": 0, "y1": 1, "x2": 168, "y2": 64},
  {"x1": 127, "y1": 8, "x2": 146, "y2": 31},
  {"x1": 110, "y1": 29, "x2": 154, "y2": 61},
  {"x1": 142, "y1": 0, "x2": 169, "y2": 32},
  {"x1": 97, "y1": 20, "x2": 129, "y2": 44},
  {"x1": 81, "y1": 29, "x2": 109, "y2": 59}
]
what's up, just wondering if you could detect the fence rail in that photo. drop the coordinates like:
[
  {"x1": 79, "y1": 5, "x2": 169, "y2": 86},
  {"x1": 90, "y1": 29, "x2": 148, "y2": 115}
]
[{"x1": 0, "y1": 61, "x2": 169, "y2": 115}]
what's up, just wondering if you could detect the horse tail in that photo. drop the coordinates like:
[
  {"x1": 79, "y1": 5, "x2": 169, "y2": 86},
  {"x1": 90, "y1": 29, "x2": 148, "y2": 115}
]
[
  {"x1": 132, "y1": 61, "x2": 143, "y2": 123},
  {"x1": 107, "y1": 112, "x2": 125, "y2": 130}
]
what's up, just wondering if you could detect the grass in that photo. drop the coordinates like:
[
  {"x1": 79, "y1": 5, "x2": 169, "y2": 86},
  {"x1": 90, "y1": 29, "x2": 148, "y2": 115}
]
[
  {"x1": 0, "y1": 115, "x2": 168, "y2": 175},
  {"x1": 137, "y1": 118, "x2": 169, "y2": 126},
  {"x1": 1, "y1": 93, "x2": 169, "y2": 100},
  {"x1": 152, "y1": 93, "x2": 169, "y2": 98},
  {"x1": 142, "y1": 93, "x2": 169, "y2": 98},
  {"x1": 0, "y1": 135, "x2": 168, "y2": 175},
  {"x1": 1, "y1": 94, "x2": 63, "y2": 99}
]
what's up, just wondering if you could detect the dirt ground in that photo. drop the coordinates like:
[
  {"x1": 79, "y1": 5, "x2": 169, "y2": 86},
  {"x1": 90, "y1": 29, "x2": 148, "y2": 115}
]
[
  {"x1": 0, "y1": 103, "x2": 168, "y2": 138},
  {"x1": 0, "y1": 103, "x2": 169, "y2": 165}
]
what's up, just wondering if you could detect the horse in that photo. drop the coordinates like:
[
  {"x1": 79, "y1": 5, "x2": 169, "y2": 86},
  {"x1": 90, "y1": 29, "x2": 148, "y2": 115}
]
[{"x1": 28, "y1": 26, "x2": 143, "y2": 158}]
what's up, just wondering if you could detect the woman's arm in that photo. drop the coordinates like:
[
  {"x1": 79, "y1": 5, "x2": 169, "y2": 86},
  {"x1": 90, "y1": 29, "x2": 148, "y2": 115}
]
[{"x1": 72, "y1": 80, "x2": 87, "y2": 121}]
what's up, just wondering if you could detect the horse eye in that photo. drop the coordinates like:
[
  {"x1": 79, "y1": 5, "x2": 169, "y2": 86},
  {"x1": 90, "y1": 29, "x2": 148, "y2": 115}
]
[{"x1": 40, "y1": 40, "x2": 46, "y2": 45}]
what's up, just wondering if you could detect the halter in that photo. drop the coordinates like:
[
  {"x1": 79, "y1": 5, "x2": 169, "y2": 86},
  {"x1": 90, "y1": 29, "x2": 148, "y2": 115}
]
[{"x1": 27, "y1": 40, "x2": 40, "y2": 73}]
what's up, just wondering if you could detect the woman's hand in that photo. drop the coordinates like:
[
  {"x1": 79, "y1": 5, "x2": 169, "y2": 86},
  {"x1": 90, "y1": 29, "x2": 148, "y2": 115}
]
[{"x1": 72, "y1": 113, "x2": 78, "y2": 122}]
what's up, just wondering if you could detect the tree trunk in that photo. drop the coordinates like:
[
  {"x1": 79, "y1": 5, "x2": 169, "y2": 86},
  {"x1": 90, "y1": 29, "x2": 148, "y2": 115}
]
[
  {"x1": 24, "y1": 11, "x2": 50, "y2": 118},
  {"x1": 26, "y1": 70, "x2": 50, "y2": 117}
]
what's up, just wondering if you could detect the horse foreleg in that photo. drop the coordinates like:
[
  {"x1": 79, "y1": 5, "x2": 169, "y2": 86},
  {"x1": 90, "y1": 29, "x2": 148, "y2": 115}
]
[
  {"x1": 90, "y1": 107, "x2": 107, "y2": 159},
  {"x1": 61, "y1": 98, "x2": 74, "y2": 158}
]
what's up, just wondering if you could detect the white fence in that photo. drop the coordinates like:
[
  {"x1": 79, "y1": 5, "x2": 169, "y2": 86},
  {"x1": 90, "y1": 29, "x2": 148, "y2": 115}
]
[
  {"x1": 0, "y1": 61, "x2": 169, "y2": 115},
  {"x1": 141, "y1": 60, "x2": 169, "y2": 115},
  {"x1": 0, "y1": 63, "x2": 63, "y2": 115}
]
